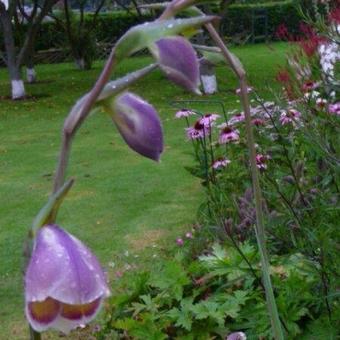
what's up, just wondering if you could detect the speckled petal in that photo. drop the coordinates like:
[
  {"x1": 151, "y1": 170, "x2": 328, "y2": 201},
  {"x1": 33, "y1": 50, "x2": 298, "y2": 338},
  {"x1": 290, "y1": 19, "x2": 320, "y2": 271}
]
[
  {"x1": 153, "y1": 36, "x2": 200, "y2": 94},
  {"x1": 110, "y1": 92, "x2": 164, "y2": 161},
  {"x1": 25, "y1": 225, "x2": 110, "y2": 306}
]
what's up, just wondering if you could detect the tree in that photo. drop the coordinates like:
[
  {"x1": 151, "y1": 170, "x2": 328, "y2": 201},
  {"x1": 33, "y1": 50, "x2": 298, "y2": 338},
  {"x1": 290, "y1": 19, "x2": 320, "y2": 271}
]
[{"x1": 0, "y1": 0, "x2": 58, "y2": 99}]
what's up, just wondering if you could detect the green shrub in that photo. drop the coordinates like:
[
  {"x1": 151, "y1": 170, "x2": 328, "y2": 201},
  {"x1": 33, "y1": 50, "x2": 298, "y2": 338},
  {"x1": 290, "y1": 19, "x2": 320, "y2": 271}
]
[{"x1": 0, "y1": 1, "x2": 302, "y2": 54}]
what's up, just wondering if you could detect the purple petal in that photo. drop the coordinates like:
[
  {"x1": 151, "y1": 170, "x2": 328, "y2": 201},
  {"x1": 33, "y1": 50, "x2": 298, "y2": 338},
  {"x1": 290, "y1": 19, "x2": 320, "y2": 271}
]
[
  {"x1": 226, "y1": 332, "x2": 247, "y2": 340},
  {"x1": 111, "y1": 92, "x2": 163, "y2": 161},
  {"x1": 153, "y1": 36, "x2": 200, "y2": 94},
  {"x1": 25, "y1": 224, "x2": 110, "y2": 333}
]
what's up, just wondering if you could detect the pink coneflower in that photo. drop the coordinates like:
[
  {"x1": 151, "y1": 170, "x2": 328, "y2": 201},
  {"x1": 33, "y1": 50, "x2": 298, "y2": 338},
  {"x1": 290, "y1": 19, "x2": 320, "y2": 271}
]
[
  {"x1": 186, "y1": 120, "x2": 210, "y2": 140},
  {"x1": 212, "y1": 157, "x2": 231, "y2": 169},
  {"x1": 328, "y1": 102, "x2": 340, "y2": 115},
  {"x1": 176, "y1": 238, "x2": 184, "y2": 246},
  {"x1": 252, "y1": 118, "x2": 265, "y2": 126},
  {"x1": 219, "y1": 126, "x2": 240, "y2": 144},
  {"x1": 256, "y1": 154, "x2": 270, "y2": 170},
  {"x1": 302, "y1": 81, "x2": 319, "y2": 92},
  {"x1": 175, "y1": 108, "x2": 196, "y2": 118},
  {"x1": 279, "y1": 109, "x2": 301, "y2": 126},
  {"x1": 316, "y1": 98, "x2": 328, "y2": 109},
  {"x1": 228, "y1": 112, "x2": 245, "y2": 125},
  {"x1": 199, "y1": 113, "x2": 220, "y2": 127},
  {"x1": 235, "y1": 86, "x2": 253, "y2": 95}
]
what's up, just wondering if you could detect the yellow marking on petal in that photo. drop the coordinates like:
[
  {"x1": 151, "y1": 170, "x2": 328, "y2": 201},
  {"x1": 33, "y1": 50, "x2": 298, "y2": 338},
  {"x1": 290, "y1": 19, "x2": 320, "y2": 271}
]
[
  {"x1": 61, "y1": 298, "x2": 101, "y2": 320},
  {"x1": 29, "y1": 297, "x2": 60, "y2": 324}
]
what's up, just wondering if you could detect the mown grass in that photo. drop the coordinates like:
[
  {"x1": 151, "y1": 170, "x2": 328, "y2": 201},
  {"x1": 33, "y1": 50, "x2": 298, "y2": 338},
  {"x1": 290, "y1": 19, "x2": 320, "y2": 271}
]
[{"x1": 0, "y1": 42, "x2": 288, "y2": 339}]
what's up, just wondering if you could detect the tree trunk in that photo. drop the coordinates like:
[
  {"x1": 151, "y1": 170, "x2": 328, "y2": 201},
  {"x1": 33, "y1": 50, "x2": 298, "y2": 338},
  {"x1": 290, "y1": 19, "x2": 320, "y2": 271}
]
[
  {"x1": 25, "y1": 51, "x2": 37, "y2": 83},
  {"x1": 199, "y1": 59, "x2": 218, "y2": 95},
  {"x1": 0, "y1": 4, "x2": 26, "y2": 99}
]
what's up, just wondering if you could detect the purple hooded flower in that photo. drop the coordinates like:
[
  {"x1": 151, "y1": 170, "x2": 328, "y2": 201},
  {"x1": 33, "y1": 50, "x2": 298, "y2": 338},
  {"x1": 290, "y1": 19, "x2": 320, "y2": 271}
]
[
  {"x1": 109, "y1": 92, "x2": 163, "y2": 161},
  {"x1": 25, "y1": 224, "x2": 110, "y2": 334},
  {"x1": 151, "y1": 36, "x2": 201, "y2": 94},
  {"x1": 226, "y1": 331, "x2": 247, "y2": 340}
]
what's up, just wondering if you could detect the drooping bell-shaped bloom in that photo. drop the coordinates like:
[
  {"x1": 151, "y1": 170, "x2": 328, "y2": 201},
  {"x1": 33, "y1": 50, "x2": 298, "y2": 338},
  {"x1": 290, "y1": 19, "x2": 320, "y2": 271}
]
[
  {"x1": 150, "y1": 36, "x2": 201, "y2": 94},
  {"x1": 106, "y1": 92, "x2": 163, "y2": 161},
  {"x1": 226, "y1": 331, "x2": 247, "y2": 340},
  {"x1": 25, "y1": 224, "x2": 110, "y2": 334}
]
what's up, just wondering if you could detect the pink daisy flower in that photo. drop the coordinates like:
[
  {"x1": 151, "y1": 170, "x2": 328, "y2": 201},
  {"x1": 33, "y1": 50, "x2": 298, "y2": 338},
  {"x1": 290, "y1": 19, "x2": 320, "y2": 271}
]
[
  {"x1": 328, "y1": 102, "x2": 340, "y2": 115},
  {"x1": 279, "y1": 109, "x2": 301, "y2": 126},
  {"x1": 175, "y1": 109, "x2": 196, "y2": 118},
  {"x1": 302, "y1": 81, "x2": 319, "y2": 92},
  {"x1": 228, "y1": 112, "x2": 245, "y2": 125},
  {"x1": 219, "y1": 126, "x2": 240, "y2": 144},
  {"x1": 212, "y1": 157, "x2": 231, "y2": 169},
  {"x1": 186, "y1": 120, "x2": 210, "y2": 140},
  {"x1": 252, "y1": 118, "x2": 265, "y2": 126},
  {"x1": 256, "y1": 154, "x2": 270, "y2": 170},
  {"x1": 199, "y1": 113, "x2": 220, "y2": 127},
  {"x1": 316, "y1": 98, "x2": 328, "y2": 109}
]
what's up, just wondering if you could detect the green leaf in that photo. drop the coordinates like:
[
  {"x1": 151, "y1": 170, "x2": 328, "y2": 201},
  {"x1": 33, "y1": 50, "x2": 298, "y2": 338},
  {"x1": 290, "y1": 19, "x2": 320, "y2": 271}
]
[
  {"x1": 150, "y1": 260, "x2": 190, "y2": 301},
  {"x1": 114, "y1": 16, "x2": 217, "y2": 61}
]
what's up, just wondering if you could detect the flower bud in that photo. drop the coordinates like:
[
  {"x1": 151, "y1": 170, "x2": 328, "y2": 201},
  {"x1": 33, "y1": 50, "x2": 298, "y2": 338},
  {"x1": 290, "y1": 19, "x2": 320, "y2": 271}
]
[
  {"x1": 150, "y1": 36, "x2": 201, "y2": 94},
  {"x1": 105, "y1": 92, "x2": 163, "y2": 161},
  {"x1": 25, "y1": 224, "x2": 110, "y2": 334}
]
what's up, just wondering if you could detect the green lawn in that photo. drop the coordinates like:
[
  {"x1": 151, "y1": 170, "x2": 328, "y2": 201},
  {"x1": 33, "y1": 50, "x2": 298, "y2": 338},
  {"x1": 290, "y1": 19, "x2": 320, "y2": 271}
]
[{"x1": 0, "y1": 42, "x2": 287, "y2": 339}]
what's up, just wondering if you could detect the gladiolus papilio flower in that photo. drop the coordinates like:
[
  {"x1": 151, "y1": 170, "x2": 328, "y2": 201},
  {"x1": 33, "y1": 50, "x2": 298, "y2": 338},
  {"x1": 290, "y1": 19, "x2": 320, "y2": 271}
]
[
  {"x1": 106, "y1": 92, "x2": 163, "y2": 161},
  {"x1": 25, "y1": 224, "x2": 110, "y2": 334},
  {"x1": 150, "y1": 36, "x2": 201, "y2": 94}
]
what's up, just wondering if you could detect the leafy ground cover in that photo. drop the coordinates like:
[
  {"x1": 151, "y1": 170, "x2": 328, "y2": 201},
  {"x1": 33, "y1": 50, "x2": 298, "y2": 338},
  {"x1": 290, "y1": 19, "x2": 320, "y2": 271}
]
[{"x1": 0, "y1": 42, "x2": 288, "y2": 338}]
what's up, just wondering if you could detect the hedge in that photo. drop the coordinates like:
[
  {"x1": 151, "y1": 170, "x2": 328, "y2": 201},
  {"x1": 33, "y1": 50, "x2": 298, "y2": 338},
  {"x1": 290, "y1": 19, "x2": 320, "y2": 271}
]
[{"x1": 1, "y1": 0, "x2": 302, "y2": 53}]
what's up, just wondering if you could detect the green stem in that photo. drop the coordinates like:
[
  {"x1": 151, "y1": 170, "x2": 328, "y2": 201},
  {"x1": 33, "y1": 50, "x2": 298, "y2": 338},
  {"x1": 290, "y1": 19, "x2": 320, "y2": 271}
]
[{"x1": 205, "y1": 22, "x2": 284, "y2": 339}]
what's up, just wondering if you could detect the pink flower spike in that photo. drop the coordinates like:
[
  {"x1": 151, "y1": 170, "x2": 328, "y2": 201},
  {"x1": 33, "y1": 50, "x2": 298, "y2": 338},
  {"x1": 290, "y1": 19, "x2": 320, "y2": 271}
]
[
  {"x1": 25, "y1": 225, "x2": 110, "y2": 334},
  {"x1": 186, "y1": 120, "x2": 210, "y2": 140},
  {"x1": 212, "y1": 157, "x2": 231, "y2": 169},
  {"x1": 219, "y1": 126, "x2": 240, "y2": 144},
  {"x1": 176, "y1": 238, "x2": 184, "y2": 246},
  {"x1": 175, "y1": 109, "x2": 196, "y2": 118},
  {"x1": 199, "y1": 113, "x2": 220, "y2": 127},
  {"x1": 256, "y1": 154, "x2": 270, "y2": 171},
  {"x1": 328, "y1": 102, "x2": 340, "y2": 115}
]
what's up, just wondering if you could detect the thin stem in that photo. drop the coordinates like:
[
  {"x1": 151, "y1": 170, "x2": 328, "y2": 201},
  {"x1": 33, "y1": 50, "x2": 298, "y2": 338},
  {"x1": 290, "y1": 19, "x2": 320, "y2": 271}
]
[{"x1": 205, "y1": 23, "x2": 284, "y2": 339}]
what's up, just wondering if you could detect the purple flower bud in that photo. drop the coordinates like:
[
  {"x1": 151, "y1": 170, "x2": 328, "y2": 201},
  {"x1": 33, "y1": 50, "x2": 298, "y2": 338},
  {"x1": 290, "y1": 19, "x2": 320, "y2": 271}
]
[
  {"x1": 25, "y1": 224, "x2": 110, "y2": 334},
  {"x1": 226, "y1": 331, "x2": 247, "y2": 340},
  {"x1": 151, "y1": 36, "x2": 201, "y2": 94},
  {"x1": 108, "y1": 92, "x2": 163, "y2": 161}
]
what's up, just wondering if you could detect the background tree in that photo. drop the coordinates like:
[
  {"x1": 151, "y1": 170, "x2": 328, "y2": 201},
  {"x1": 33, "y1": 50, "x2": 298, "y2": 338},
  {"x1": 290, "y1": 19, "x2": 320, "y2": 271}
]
[{"x1": 0, "y1": 0, "x2": 58, "y2": 99}]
